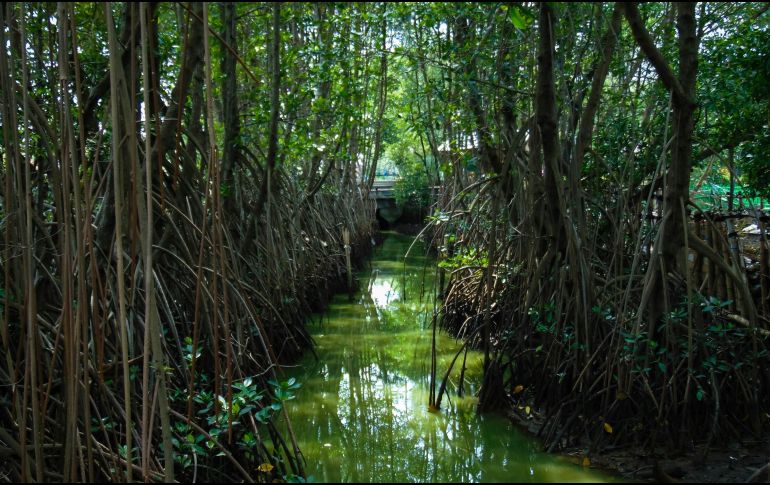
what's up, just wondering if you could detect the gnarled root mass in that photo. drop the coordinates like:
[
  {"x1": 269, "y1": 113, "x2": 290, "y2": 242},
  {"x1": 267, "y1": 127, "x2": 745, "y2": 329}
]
[{"x1": 0, "y1": 3, "x2": 383, "y2": 482}]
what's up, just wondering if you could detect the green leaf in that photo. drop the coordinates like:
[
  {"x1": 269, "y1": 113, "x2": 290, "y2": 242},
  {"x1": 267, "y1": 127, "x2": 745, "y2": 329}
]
[{"x1": 509, "y1": 7, "x2": 526, "y2": 29}]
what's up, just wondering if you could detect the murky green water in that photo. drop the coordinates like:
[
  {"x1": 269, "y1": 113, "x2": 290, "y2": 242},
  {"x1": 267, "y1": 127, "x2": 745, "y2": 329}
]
[{"x1": 284, "y1": 232, "x2": 613, "y2": 483}]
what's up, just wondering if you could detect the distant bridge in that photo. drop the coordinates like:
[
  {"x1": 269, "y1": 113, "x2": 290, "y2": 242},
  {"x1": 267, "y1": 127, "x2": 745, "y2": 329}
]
[
  {"x1": 369, "y1": 179, "x2": 441, "y2": 225},
  {"x1": 369, "y1": 179, "x2": 402, "y2": 224}
]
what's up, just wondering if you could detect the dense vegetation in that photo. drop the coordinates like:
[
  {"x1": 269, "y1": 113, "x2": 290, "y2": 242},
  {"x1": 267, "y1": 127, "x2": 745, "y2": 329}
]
[
  {"x1": 1, "y1": 1, "x2": 768, "y2": 482},
  {"x1": 406, "y1": 1, "x2": 770, "y2": 455},
  {"x1": 0, "y1": 3, "x2": 387, "y2": 481}
]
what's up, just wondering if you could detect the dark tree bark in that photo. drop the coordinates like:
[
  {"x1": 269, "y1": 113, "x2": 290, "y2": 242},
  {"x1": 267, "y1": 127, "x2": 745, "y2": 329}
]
[
  {"x1": 535, "y1": 2, "x2": 566, "y2": 251},
  {"x1": 221, "y1": 2, "x2": 241, "y2": 215},
  {"x1": 149, "y1": 3, "x2": 204, "y2": 166},
  {"x1": 82, "y1": 3, "x2": 139, "y2": 138},
  {"x1": 252, "y1": 2, "x2": 281, "y2": 220},
  {"x1": 623, "y1": 2, "x2": 699, "y2": 324}
]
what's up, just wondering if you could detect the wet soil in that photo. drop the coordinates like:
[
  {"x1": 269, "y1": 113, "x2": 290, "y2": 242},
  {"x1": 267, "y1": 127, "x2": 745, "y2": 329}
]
[{"x1": 509, "y1": 410, "x2": 770, "y2": 482}]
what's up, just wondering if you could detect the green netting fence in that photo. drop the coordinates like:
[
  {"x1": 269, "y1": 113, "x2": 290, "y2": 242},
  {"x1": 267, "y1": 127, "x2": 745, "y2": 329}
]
[{"x1": 692, "y1": 182, "x2": 768, "y2": 211}]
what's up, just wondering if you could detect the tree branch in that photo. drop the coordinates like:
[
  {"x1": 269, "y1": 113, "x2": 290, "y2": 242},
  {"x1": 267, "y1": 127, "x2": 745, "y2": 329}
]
[{"x1": 622, "y1": 2, "x2": 685, "y2": 100}]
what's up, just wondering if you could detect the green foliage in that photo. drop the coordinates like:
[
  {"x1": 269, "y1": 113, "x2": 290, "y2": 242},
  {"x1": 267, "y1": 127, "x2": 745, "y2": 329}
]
[
  {"x1": 182, "y1": 337, "x2": 202, "y2": 365},
  {"x1": 393, "y1": 167, "x2": 430, "y2": 208},
  {"x1": 504, "y1": 4, "x2": 535, "y2": 31},
  {"x1": 168, "y1": 356, "x2": 301, "y2": 476},
  {"x1": 268, "y1": 377, "x2": 302, "y2": 403},
  {"x1": 698, "y1": 6, "x2": 770, "y2": 196},
  {"x1": 172, "y1": 372, "x2": 292, "y2": 470},
  {"x1": 612, "y1": 294, "x2": 763, "y2": 401},
  {"x1": 118, "y1": 444, "x2": 140, "y2": 464},
  {"x1": 529, "y1": 302, "x2": 557, "y2": 336},
  {"x1": 437, "y1": 248, "x2": 488, "y2": 271}
]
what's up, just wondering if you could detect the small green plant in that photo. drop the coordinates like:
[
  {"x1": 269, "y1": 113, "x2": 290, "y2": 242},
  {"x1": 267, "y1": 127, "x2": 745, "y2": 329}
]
[
  {"x1": 182, "y1": 336, "x2": 202, "y2": 365},
  {"x1": 702, "y1": 295, "x2": 732, "y2": 315},
  {"x1": 529, "y1": 301, "x2": 557, "y2": 335},
  {"x1": 438, "y1": 248, "x2": 488, "y2": 271},
  {"x1": 268, "y1": 377, "x2": 302, "y2": 403},
  {"x1": 169, "y1": 375, "x2": 303, "y2": 478},
  {"x1": 171, "y1": 420, "x2": 206, "y2": 471},
  {"x1": 91, "y1": 416, "x2": 114, "y2": 433},
  {"x1": 117, "y1": 444, "x2": 139, "y2": 463},
  {"x1": 619, "y1": 329, "x2": 651, "y2": 375}
]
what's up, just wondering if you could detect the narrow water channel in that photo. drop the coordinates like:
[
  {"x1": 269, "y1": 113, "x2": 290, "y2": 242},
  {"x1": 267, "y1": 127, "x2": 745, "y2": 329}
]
[{"x1": 284, "y1": 232, "x2": 614, "y2": 483}]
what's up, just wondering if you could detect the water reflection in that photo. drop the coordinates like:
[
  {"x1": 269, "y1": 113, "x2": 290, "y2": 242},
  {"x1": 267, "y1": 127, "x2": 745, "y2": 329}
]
[{"x1": 284, "y1": 233, "x2": 612, "y2": 483}]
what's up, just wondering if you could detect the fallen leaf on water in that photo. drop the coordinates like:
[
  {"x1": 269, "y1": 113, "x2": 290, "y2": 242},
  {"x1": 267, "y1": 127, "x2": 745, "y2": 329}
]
[{"x1": 603, "y1": 422, "x2": 613, "y2": 434}]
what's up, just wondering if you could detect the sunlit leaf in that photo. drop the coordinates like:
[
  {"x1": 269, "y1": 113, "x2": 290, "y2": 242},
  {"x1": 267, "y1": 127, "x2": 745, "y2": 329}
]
[
  {"x1": 603, "y1": 422, "x2": 613, "y2": 434},
  {"x1": 258, "y1": 463, "x2": 274, "y2": 472},
  {"x1": 514, "y1": 385, "x2": 524, "y2": 394},
  {"x1": 509, "y1": 7, "x2": 526, "y2": 29}
]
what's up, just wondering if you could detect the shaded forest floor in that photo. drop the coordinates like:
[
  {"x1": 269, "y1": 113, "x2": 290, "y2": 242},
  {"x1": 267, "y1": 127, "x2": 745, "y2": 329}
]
[{"x1": 510, "y1": 410, "x2": 770, "y2": 482}]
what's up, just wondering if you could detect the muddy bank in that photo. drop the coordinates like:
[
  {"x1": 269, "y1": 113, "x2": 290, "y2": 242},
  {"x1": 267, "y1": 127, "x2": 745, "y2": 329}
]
[{"x1": 509, "y1": 410, "x2": 770, "y2": 482}]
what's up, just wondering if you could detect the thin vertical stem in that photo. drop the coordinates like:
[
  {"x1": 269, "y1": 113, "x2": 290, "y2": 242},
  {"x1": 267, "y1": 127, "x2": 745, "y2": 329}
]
[
  {"x1": 57, "y1": 3, "x2": 80, "y2": 480},
  {"x1": 139, "y1": 3, "x2": 174, "y2": 481},
  {"x1": 106, "y1": 3, "x2": 133, "y2": 480},
  {"x1": 19, "y1": 5, "x2": 44, "y2": 480}
]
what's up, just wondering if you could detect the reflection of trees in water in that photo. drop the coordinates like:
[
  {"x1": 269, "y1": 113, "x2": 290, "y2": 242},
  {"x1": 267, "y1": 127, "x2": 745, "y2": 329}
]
[
  {"x1": 310, "y1": 316, "x2": 509, "y2": 481},
  {"x1": 288, "y1": 235, "x2": 598, "y2": 482}
]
